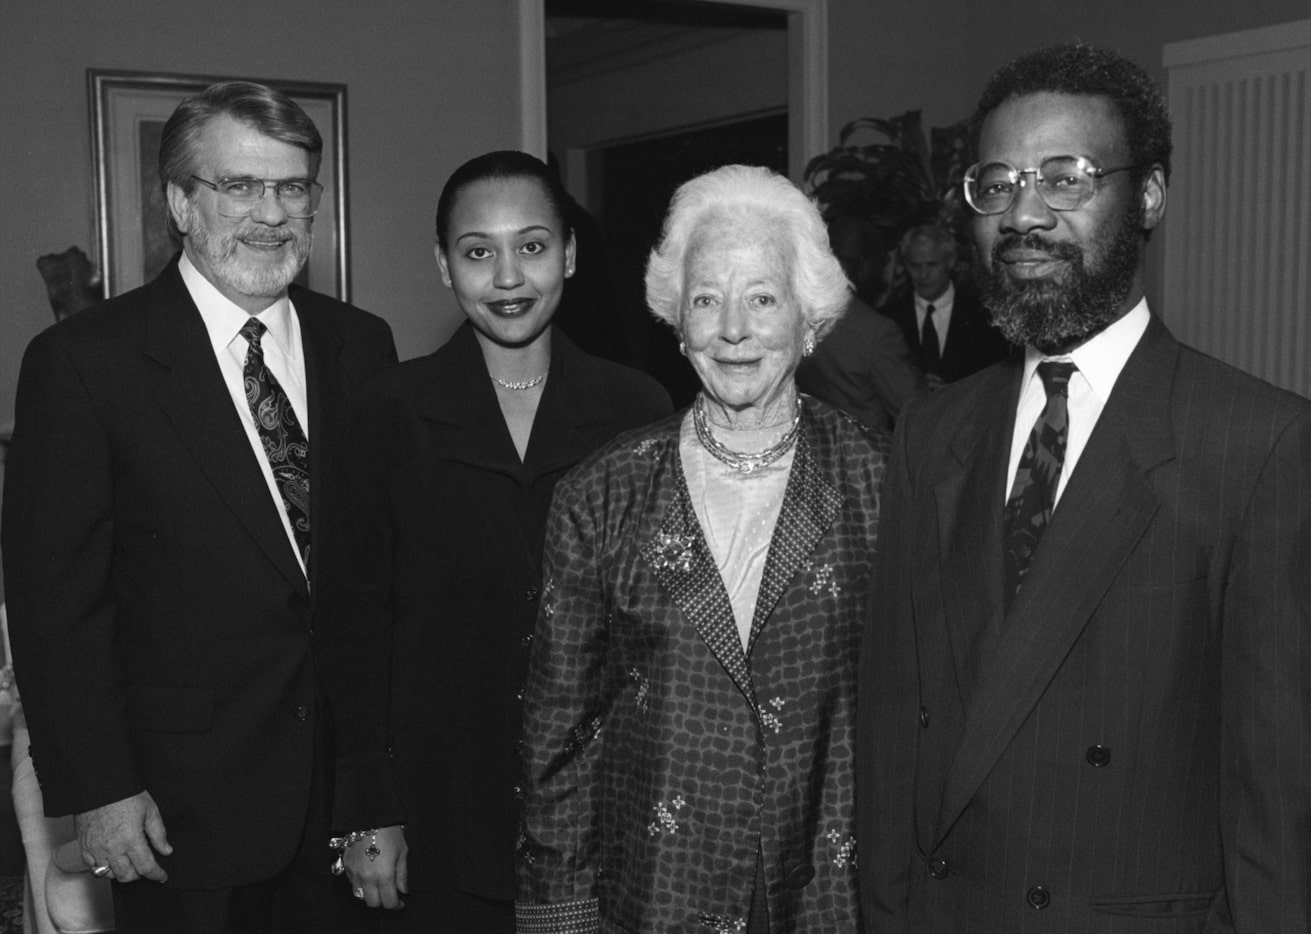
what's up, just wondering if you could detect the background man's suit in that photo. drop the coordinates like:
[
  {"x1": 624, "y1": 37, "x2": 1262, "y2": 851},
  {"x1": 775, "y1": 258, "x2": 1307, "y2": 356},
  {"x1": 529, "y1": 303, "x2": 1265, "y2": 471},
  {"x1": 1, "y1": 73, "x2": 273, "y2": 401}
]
[
  {"x1": 796, "y1": 295, "x2": 927, "y2": 431},
  {"x1": 2, "y1": 257, "x2": 396, "y2": 890},
  {"x1": 882, "y1": 285, "x2": 1013, "y2": 383},
  {"x1": 859, "y1": 314, "x2": 1311, "y2": 931}
]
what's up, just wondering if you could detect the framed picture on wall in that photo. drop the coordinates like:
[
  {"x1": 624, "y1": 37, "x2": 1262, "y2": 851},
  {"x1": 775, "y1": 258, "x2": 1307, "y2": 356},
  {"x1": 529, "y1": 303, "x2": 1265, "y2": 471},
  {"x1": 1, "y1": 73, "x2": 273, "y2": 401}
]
[{"x1": 88, "y1": 69, "x2": 349, "y2": 300}]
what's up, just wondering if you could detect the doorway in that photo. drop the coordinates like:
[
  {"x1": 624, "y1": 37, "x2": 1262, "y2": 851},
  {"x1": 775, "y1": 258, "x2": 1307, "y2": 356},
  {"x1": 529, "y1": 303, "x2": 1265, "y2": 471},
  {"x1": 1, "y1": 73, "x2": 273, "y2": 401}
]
[{"x1": 525, "y1": 0, "x2": 825, "y2": 400}]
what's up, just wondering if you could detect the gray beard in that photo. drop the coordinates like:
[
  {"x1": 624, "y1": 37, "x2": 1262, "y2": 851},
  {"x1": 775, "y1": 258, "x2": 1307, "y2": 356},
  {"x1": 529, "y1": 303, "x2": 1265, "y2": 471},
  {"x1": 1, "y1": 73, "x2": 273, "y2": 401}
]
[
  {"x1": 186, "y1": 205, "x2": 311, "y2": 301},
  {"x1": 974, "y1": 206, "x2": 1142, "y2": 355}
]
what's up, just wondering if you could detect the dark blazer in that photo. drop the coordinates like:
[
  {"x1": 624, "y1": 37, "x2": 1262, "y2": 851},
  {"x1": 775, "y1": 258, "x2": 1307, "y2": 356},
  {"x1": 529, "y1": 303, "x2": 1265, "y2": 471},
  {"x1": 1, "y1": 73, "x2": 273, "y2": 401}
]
[
  {"x1": 882, "y1": 284, "x2": 1014, "y2": 383},
  {"x1": 518, "y1": 399, "x2": 888, "y2": 933},
  {"x1": 316, "y1": 323, "x2": 670, "y2": 902},
  {"x1": 857, "y1": 314, "x2": 1311, "y2": 933},
  {"x1": 1, "y1": 257, "x2": 397, "y2": 889},
  {"x1": 796, "y1": 295, "x2": 928, "y2": 431}
]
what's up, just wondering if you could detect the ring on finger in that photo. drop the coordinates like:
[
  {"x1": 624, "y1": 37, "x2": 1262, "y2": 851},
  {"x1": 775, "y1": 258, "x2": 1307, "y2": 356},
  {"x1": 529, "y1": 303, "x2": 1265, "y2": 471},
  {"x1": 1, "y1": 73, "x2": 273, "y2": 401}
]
[
  {"x1": 352, "y1": 886, "x2": 365, "y2": 899},
  {"x1": 91, "y1": 865, "x2": 112, "y2": 878}
]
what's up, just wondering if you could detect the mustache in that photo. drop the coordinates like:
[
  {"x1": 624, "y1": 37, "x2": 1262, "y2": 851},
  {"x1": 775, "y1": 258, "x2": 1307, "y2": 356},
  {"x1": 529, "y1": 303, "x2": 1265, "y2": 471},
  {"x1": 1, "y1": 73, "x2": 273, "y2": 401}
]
[
  {"x1": 992, "y1": 233, "x2": 1083, "y2": 263},
  {"x1": 238, "y1": 231, "x2": 295, "y2": 244}
]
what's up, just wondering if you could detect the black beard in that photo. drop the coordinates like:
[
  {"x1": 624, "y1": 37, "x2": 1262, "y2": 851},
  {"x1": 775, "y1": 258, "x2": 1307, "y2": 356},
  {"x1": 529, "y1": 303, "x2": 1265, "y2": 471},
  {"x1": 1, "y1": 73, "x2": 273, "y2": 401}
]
[{"x1": 974, "y1": 204, "x2": 1143, "y2": 355}]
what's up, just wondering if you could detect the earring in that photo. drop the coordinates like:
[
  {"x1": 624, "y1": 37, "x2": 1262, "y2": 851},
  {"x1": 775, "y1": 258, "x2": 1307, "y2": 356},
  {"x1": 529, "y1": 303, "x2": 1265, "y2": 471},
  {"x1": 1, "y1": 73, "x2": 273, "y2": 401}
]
[
  {"x1": 678, "y1": 340, "x2": 687, "y2": 357},
  {"x1": 803, "y1": 334, "x2": 816, "y2": 357}
]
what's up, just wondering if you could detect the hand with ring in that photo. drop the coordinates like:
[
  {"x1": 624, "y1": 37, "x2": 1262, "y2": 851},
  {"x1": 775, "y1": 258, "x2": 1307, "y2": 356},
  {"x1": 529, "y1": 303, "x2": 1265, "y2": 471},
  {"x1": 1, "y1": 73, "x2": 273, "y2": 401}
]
[
  {"x1": 76, "y1": 790, "x2": 173, "y2": 884},
  {"x1": 337, "y1": 824, "x2": 407, "y2": 909}
]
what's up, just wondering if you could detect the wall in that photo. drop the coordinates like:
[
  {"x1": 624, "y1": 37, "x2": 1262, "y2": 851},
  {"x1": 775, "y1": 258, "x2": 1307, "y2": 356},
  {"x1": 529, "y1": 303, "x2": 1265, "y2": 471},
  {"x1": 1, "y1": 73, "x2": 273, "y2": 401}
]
[
  {"x1": 826, "y1": 0, "x2": 1311, "y2": 140},
  {"x1": 0, "y1": 0, "x2": 526, "y2": 437}
]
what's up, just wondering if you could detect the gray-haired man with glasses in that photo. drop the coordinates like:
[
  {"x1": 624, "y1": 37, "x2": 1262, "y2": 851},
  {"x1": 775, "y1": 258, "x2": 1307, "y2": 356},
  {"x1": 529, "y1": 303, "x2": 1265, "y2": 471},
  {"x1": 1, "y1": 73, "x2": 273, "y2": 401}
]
[
  {"x1": 3, "y1": 80, "x2": 397, "y2": 933},
  {"x1": 859, "y1": 43, "x2": 1310, "y2": 933}
]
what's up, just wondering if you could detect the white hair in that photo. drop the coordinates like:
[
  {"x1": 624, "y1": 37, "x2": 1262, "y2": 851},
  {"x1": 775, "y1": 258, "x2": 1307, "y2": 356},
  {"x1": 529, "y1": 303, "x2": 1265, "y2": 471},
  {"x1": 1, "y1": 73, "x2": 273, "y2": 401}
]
[{"x1": 644, "y1": 165, "x2": 850, "y2": 340}]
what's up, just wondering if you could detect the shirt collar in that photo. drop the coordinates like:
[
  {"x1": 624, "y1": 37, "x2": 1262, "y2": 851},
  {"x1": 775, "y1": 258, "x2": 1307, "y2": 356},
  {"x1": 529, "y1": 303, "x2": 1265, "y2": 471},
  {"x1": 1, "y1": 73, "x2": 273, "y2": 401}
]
[
  {"x1": 179, "y1": 251, "x2": 293, "y2": 356},
  {"x1": 915, "y1": 280, "x2": 955, "y2": 314},
  {"x1": 1021, "y1": 298, "x2": 1151, "y2": 404}
]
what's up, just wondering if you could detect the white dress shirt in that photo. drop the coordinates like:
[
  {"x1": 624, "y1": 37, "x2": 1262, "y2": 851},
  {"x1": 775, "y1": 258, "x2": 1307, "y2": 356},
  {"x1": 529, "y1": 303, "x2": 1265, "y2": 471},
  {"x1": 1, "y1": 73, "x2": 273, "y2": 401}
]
[
  {"x1": 180, "y1": 253, "x2": 310, "y2": 577},
  {"x1": 914, "y1": 282, "x2": 955, "y2": 357},
  {"x1": 1005, "y1": 299, "x2": 1150, "y2": 509}
]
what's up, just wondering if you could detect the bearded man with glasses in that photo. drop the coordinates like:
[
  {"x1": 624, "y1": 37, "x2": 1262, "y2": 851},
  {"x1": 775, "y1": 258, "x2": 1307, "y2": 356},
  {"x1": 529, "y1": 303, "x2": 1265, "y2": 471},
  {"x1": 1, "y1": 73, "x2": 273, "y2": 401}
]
[
  {"x1": 858, "y1": 43, "x2": 1310, "y2": 933},
  {"x1": 3, "y1": 81, "x2": 397, "y2": 933}
]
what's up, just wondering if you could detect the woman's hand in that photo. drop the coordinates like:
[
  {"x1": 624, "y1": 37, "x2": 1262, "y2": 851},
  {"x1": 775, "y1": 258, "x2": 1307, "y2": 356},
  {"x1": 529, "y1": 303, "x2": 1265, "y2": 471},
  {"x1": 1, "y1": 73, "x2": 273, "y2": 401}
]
[{"x1": 343, "y1": 824, "x2": 408, "y2": 909}]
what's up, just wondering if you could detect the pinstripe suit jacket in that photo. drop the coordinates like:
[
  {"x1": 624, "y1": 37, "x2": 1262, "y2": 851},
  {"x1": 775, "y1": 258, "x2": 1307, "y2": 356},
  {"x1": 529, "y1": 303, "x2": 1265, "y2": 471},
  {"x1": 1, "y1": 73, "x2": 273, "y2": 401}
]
[{"x1": 857, "y1": 314, "x2": 1311, "y2": 933}]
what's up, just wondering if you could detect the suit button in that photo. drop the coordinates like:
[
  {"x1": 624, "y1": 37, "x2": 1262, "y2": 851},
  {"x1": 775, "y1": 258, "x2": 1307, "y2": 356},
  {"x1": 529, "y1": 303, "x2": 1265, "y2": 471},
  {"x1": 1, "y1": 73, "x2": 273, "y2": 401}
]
[
  {"x1": 1027, "y1": 885, "x2": 1050, "y2": 909},
  {"x1": 1086, "y1": 745, "x2": 1111, "y2": 767},
  {"x1": 784, "y1": 863, "x2": 815, "y2": 890},
  {"x1": 928, "y1": 858, "x2": 950, "y2": 880},
  {"x1": 294, "y1": 705, "x2": 309, "y2": 721},
  {"x1": 525, "y1": 588, "x2": 540, "y2": 602},
  {"x1": 919, "y1": 706, "x2": 930, "y2": 728}
]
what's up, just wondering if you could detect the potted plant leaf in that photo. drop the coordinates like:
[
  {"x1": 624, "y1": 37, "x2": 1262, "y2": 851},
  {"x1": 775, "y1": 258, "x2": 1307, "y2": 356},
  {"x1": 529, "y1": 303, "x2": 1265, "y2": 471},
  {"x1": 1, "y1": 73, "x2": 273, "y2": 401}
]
[{"x1": 804, "y1": 109, "x2": 972, "y2": 308}]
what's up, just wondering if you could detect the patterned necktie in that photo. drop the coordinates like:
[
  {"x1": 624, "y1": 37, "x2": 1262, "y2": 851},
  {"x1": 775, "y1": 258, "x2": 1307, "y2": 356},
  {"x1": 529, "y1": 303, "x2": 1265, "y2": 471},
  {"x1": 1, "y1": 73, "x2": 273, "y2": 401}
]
[
  {"x1": 240, "y1": 318, "x2": 311, "y2": 572},
  {"x1": 921, "y1": 303, "x2": 941, "y2": 373},
  {"x1": 1003, "y1": 361, "x2": 1077, "y2": 609}
]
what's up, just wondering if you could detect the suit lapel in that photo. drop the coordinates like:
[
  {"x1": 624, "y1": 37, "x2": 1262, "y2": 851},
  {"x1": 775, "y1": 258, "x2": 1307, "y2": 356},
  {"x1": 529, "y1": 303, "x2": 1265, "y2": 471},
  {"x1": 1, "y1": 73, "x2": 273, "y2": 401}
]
[
  {"x1": 145, "y1": 262, "x2": 309, "y2": 600},
  {"x1": 746, "y1": 422, "x2": 842, "y2": 652},
  {"x1": 299, "y1": 294, "x2": 347, "y2": 586},
  {"x1": 418, "y1": 325, "x2": 527, "y2": 478},
  {"x1": 932, "y1": 318, "x2": 1178, "y2": 846},
  {"x1": 935, "y1": 361, "x2": 1021, "y2": 706},
  {"x1": 640, "y1": 444, "x2": 757, "y2": 711}
]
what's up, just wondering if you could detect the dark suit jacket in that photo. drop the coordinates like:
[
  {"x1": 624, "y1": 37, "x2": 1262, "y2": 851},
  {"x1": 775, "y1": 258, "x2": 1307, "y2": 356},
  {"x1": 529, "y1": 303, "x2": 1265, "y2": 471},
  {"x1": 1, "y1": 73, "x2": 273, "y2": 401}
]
[
  {"x1": 316, "y1": 323, "x2": 670, "y2": 902},
  {"x1": 518, "y1": 399, "x2": 888, "y2": 933},
  {"x1": 882, "y1": 284, "x2": 1014, "y2": 383},
  {"x1": 1, "y1": 257, "x2": 396, "y2": 889},
  {"x1": 857, "y1": 315, "x2": 1311, "y2": 932},
  {"x1": 796, "y1": 296, "x2": 928, "y2": 431}
]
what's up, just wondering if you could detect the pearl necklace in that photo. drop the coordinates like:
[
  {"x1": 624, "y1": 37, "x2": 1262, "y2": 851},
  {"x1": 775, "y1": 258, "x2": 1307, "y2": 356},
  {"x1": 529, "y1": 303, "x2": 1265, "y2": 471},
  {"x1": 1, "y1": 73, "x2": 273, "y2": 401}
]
[
  {"x1": 693, "y1": 394, "x2": 802, "y2": 474},
  {"x1": 491, "y1": 371, "x2": 547, "y2": 391}
]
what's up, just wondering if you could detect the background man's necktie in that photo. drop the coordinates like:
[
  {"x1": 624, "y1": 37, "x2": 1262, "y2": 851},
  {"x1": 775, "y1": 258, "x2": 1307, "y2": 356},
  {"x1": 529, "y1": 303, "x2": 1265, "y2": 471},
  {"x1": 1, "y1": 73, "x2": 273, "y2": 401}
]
[
  {"x1": 1003, "y1": 361, "x2": 1076, "y2": 609},
  {"x1": 920, "y1": 303, "x2": 941, "y2": 373},
  {"x1": 241, "y1": 318, "x2": 311, "y2": 571}
]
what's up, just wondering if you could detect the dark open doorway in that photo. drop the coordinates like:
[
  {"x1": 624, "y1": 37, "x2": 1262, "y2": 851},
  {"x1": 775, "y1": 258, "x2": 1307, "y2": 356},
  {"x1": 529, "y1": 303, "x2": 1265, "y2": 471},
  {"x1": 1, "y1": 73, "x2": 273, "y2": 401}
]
[{"x1": 544, "y1": 0, "x2": 790, "y2": 403}]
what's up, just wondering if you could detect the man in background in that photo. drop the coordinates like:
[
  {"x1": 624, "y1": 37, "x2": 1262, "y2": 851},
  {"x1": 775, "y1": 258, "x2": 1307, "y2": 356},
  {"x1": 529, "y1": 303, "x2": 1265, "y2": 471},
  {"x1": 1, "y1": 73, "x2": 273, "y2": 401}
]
[
  {"x1": 797, "y1": 219, "x2": 928, "y2": 431},
  {"x1": 859, "y1": 43, "x2": 1309, "y2": 932},
  {"x1": 3, "y1": 81, "x2": 396, "y2": 933},
  {"x1": 882, "y1": 224, "x2": 1013, "y2": 385}
]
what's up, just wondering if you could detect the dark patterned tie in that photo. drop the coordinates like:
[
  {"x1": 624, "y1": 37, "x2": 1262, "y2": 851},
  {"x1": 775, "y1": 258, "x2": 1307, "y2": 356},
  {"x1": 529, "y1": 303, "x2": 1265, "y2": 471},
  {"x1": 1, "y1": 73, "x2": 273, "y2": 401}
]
[
  {"x1": 241, "y1": 318, "x2": 311, "y2": 572},
  {"x1": 920, "y1": 303, "x2": 941, "y2": 373},
  {"x1": 1003, "y1": 361, "x2": 1077, "y2": 609}
]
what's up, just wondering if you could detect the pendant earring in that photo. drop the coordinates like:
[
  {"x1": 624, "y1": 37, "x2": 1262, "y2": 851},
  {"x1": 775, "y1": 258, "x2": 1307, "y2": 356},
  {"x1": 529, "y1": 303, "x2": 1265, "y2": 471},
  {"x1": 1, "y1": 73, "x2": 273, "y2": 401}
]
[
  {"x1": 803, "y1": 334, "x2": 816, "y2": 357},
  {"x1": 678, "y1": 340, "x2": 687, "y2": 356}
]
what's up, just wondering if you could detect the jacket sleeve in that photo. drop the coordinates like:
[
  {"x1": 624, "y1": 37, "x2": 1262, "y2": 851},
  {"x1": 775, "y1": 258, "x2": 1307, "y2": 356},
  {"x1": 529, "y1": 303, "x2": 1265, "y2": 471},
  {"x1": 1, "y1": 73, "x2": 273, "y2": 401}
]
[
  {"x1": 857, "y1": 403, "x2": 921, "y2": 933},
  {"x1": 1, "y1": 330, "x2": 143, "y2": 815},
  {"x1": 315, "y1": 388, "x2": 406, "y2": 832},
  {"x1": 1220, "y1": 403, "x2": 1311, "y2": 932},
  {"x1": 515, "y1": 472, "x2": 610, "y2": 934}
]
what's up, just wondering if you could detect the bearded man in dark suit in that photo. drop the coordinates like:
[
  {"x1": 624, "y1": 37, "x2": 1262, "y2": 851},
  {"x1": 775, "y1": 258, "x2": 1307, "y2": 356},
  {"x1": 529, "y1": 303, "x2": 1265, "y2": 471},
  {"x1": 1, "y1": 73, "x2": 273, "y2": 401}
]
[
  {"x1": 859, "y1": 43, "x2": 1310, "y2": 933},
  {"x1": 2, "y1": 81, "x2": 396, "y2": 933}
]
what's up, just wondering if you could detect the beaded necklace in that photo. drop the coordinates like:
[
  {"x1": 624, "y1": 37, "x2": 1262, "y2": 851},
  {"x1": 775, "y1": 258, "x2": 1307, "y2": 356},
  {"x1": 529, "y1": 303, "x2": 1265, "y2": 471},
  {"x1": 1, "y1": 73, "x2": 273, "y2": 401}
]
[{"x1": 692, "y1": 393, "x2": 801, "y2": 474}]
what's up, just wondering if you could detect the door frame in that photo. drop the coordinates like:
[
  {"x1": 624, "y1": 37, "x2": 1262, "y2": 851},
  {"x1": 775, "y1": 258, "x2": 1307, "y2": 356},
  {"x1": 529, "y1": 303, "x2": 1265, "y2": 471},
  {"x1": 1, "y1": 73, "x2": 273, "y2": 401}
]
[{"x1": 519, "y1": 0, "x2": 829, "y2": 183}]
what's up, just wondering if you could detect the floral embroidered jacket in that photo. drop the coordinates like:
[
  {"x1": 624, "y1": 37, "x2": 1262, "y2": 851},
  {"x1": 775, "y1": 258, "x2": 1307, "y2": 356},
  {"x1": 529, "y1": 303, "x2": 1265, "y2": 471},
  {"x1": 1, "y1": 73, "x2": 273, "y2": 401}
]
[{"x1": 516, "y1": 398, "x2": 889, "y2": 933}]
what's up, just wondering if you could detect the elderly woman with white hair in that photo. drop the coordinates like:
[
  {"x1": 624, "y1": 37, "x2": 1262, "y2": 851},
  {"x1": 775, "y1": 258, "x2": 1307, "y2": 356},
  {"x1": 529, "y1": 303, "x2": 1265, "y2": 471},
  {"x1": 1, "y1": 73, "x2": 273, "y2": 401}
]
[{"x1": 515, "y1": 165, "x2": 888, "y2": 934}]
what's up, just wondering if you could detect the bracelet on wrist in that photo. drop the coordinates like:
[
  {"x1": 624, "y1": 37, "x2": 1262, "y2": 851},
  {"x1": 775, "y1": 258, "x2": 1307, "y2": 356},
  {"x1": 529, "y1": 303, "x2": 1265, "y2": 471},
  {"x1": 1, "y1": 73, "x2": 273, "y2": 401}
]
[{"x1": 328, "y1": 825, "x2": 403, "y2": 876}]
